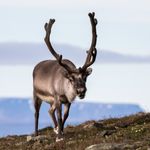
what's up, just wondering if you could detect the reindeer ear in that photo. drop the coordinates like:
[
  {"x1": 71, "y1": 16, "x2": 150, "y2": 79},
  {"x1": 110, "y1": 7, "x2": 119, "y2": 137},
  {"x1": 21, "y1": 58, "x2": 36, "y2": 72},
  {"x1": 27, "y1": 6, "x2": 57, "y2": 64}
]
[{"x1": 85, "y1": 68, "x2": 92, "y2": 76}]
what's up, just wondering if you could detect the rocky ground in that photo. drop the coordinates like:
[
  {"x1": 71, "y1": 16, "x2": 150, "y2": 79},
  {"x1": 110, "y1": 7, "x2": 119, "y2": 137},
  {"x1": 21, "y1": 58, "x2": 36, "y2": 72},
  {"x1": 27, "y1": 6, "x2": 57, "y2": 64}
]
[{"x1": 0, "y1": 113, "x2": 150, "y2": 150}]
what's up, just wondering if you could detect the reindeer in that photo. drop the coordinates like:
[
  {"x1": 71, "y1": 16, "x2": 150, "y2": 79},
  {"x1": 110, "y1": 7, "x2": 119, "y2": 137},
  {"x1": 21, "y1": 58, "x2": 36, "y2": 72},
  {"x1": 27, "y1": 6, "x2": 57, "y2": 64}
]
[{"x1": 33, "y1": 12, "x2": 98, "y2": 141}]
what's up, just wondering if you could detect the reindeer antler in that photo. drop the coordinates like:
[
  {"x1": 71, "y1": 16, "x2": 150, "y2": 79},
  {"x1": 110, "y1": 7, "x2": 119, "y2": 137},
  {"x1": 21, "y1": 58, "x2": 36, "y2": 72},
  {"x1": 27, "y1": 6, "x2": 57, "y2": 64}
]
[
  {"x1": 81, "y1": 12, "x2": 97, "y2": 72},
  {"x1": 44, "y1": 19, "x2": 78, "y2": 73},
  {"x1": 44, "y1": 13, "x2": 97, "y2": 74}
]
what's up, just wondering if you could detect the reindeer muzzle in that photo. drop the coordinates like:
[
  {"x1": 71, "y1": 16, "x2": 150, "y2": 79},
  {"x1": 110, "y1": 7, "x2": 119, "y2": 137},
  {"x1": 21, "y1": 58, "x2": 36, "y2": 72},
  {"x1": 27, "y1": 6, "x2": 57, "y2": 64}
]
[{"x1": 77, "y1": 88, "x2": 86, "y2": 99}]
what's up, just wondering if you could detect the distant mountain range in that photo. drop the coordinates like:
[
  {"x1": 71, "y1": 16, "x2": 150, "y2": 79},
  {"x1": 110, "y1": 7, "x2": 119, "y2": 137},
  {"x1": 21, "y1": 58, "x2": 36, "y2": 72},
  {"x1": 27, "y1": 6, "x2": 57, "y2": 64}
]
[
  {"x1": 0, "y1": 98, "x2": 143, "y2": 136},
  {"x1": 0, "y1": 43, "x2": 150, "y2": 65}
]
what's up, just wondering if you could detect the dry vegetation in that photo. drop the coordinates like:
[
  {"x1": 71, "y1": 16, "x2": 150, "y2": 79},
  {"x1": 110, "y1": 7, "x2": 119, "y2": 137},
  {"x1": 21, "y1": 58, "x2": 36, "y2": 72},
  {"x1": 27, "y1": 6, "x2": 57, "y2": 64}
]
[{"x1": 0, "y1": 113, "x2": 150, "y2": 150}]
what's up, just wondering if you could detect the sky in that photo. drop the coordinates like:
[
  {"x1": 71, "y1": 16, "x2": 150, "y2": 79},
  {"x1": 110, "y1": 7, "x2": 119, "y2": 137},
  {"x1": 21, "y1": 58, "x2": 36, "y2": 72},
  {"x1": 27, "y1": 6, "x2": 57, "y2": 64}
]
[{"x1": 0, "y1": 0, "x2": 150, "y2": 55}]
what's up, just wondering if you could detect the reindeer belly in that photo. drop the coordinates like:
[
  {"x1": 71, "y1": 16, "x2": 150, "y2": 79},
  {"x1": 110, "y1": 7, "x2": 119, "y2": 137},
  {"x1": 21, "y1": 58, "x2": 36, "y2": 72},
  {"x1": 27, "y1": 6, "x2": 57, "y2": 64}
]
[{"x1": 36, "y1": 93, "x2": 55, "y2": 104}]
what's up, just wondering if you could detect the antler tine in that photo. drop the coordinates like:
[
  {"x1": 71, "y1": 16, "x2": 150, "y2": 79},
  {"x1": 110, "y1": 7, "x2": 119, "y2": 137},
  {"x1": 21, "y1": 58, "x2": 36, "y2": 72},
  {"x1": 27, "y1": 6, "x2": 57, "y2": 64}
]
[
  {"x1": 81, "y1": 12, "x2": 98, "y2": 71},
  {"x1": 44, "y1": 19, "x2": 61, "y2": 60},
  {"x1": 44, "y1": 19, "x2": 78, "y2": 74}
]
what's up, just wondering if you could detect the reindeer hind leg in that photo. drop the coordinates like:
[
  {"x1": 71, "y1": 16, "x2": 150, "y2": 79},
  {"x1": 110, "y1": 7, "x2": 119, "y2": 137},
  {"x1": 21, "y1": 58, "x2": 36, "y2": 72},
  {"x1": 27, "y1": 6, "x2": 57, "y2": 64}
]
[{"x1": 33, "y1": 92, "x2": 42, "y2": 136}]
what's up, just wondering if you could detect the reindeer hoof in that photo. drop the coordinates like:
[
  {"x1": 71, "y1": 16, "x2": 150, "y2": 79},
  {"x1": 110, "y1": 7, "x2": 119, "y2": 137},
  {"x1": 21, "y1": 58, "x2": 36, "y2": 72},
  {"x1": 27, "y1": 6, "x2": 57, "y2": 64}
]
[
  {"x1": 53, "y1": 126, "x2": 59, "y2": 134},
  {"x1": 53, "y1": 127, "x2": 64, "y2": 135},
  {"x1": 56, "y1": 137, "x2": 63, "y2": 142}
]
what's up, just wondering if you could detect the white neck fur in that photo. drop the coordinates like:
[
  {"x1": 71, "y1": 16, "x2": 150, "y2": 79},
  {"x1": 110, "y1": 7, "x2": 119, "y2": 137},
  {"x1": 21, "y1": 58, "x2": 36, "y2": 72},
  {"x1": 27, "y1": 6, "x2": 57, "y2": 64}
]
[{"x1": 64, "y1": 80, "x2": 77, "y2": 103}]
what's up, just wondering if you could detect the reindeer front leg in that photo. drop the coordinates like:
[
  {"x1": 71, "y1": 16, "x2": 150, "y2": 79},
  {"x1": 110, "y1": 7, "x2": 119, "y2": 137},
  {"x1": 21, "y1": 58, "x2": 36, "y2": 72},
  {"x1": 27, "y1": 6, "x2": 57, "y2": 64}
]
[
  {"x1": 49, "y1": 103, "x2": 58, "y2": 134},
  {"x1": 62, "y1": 103, "x2": 71, "y2": 133},
  {"x1": 56, "y1": 100, "x2": 63, "y2": 141}
]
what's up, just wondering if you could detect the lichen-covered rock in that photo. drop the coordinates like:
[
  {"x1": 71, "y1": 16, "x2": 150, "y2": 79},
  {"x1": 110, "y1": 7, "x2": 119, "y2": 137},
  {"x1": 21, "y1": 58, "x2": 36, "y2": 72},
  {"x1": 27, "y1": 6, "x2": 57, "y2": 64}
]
[
  {"x1": 85, "y1": 143, "x2": 145, "y2": 150},
  {"x1": 26, "y1": 135, "x2": 47, "y2": 142}
]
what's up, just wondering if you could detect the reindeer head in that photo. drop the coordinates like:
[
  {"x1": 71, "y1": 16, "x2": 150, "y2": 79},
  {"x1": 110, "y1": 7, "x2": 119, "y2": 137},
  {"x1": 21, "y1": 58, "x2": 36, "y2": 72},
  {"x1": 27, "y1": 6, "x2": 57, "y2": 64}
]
[{"x1": 44, "y1": 12, "x2": 98, "y2": 99}]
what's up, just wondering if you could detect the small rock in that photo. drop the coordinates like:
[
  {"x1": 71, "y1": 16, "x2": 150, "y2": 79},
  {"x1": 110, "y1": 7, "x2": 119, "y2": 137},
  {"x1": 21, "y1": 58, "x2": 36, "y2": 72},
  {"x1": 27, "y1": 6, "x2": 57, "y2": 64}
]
[
  {"x1": 100, "y1": 130, "x2": 107, "y2": 137},
  {"x1": 56, "y1": 137, "x2": 63, "y2": 142},
  {"x1": 85, "y1": 143, "x2": 134, "y2": 150},
  {"x1": 26, "y1": 135, "x2": 47, "y2": 142},
  {"x1": 27, "y1": 135, "x2": 32, "y2": 142},
  {"x1": 83, "y1": 122, "x2": 103, "y2": 129},
  {"x1": 85, "y1": 143, "x2": 112, "y2": 150},
  {"x1": 66, "y1": 140, "x2": 76, "y2": 145},
  {"x1": 34, "y1": 135, "x2": 47, "y2": 141}
]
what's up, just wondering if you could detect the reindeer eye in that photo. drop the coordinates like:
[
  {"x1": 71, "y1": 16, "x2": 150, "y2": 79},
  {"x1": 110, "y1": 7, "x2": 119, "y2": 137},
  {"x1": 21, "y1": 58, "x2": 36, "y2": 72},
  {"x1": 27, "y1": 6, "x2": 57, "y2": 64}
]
[{"x1": 69, "y1": 76, "x2": 74, "y2": 82}]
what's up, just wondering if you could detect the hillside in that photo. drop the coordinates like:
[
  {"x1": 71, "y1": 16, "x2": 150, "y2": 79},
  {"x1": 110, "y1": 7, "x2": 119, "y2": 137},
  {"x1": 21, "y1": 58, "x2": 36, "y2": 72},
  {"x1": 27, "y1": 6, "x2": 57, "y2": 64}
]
[
  {"x1": 0, "y1": 113, "x2": 150, "y2": 150},
  {"x1": 0, "y1": 43, "x2": 150, "y2": 65}
]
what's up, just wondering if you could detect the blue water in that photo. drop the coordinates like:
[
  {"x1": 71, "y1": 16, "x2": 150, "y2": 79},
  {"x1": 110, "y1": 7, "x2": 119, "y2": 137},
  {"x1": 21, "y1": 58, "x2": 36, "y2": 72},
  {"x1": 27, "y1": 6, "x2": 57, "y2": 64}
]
[{"x1": 0, "y1": 98, "x2": 143, "y2": 137}]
